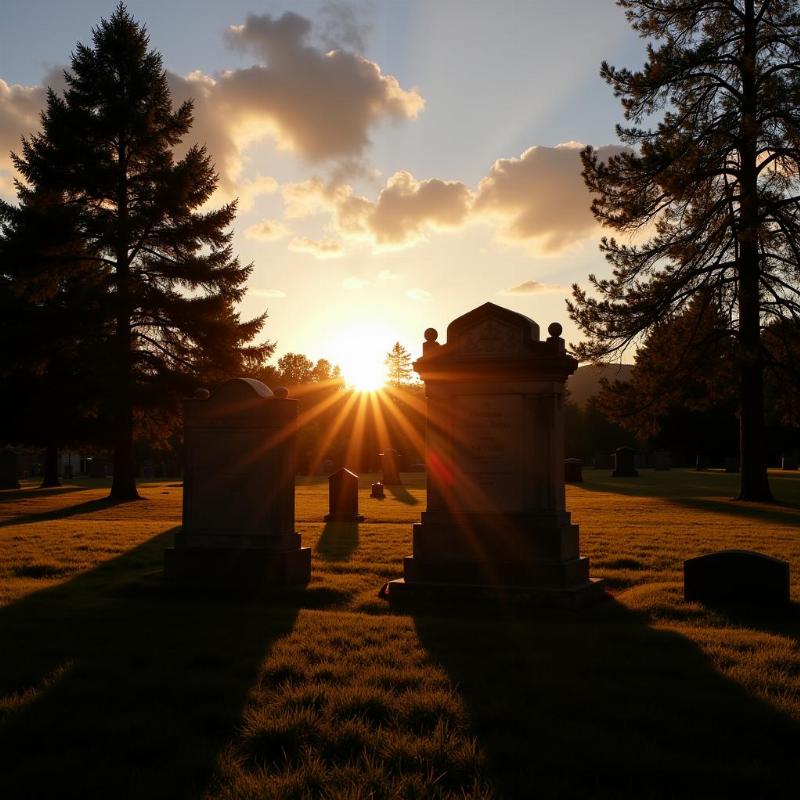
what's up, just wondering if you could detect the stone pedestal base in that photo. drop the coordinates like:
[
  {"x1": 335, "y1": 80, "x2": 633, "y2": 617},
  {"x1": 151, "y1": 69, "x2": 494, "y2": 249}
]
[
  {"x1": 164, "y1": 545, "x2": 311, "y2": 586},
  {"x1": 381, "y1": 576, "x2": 606, "y2": 611}
]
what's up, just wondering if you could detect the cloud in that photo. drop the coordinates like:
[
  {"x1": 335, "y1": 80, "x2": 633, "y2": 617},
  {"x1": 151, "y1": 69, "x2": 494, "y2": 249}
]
[
  {"x1": 249, "y1": 288, "x2": 286, "y2": 297},
  {"x1": 499, "y1": 280, "x2": 568, "y2": 295},
  {"x1": 218, "y1": 12, "x2": 423, "y2": 163},
  {"x1": 406, "y1": 287, "x2": 433, "y2": 302},
  {"x1": 281, "y1": 171, "x2": 471, "y2": 251},
  {"x1": 288, "y1": 235, "x2": 344, "y2": 258},
  {"x1": 342, "y1": 275, "x2": 369, "y2": 289},
  {"x1": 474, "y1": 142, "x2": 627, "y2": 253},
  {"x1": 244, "y1": 218, "x2": 289, "y2": 241}
]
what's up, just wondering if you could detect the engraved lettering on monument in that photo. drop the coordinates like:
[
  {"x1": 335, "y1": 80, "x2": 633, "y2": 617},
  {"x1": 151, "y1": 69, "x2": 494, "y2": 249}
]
[
  {"x1": 459, "y1": 319, "x2": 525, "y2": 356},
  {"x1": 452, "y1": 394, "x2": 523, "y2": 511}
]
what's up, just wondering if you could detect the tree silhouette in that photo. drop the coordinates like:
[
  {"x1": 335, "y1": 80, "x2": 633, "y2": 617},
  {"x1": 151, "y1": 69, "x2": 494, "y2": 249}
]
[
  {"x1": 384, "y1": 342, "x2": 413, "y2": 387},
  {"x1": 570, "y1": 0, "x2": 800, "y2": 500},
  {"x1": 2, "y1": 4, "x2": 269, "y2": 499}
]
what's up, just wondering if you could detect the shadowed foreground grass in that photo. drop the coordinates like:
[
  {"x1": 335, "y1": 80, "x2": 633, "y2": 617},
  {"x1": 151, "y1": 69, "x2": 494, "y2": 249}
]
[{"x1": 0, "y1": 470, "x2": 799, "y2": 798}]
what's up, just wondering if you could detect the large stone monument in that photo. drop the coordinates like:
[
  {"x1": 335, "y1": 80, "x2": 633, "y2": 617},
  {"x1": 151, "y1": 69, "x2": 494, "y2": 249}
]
[
  {"x1": 164, "y1": 378, "x2": 311, "y2": 586},
  {"x1": 381, "y1": 302, "x2": 604, "y2": 609}
]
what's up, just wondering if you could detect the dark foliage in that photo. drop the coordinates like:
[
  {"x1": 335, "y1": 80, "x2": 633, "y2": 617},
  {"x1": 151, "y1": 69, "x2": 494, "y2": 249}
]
[{"x1": 570, "y1": 0, "x2": 800, "y2": 500}]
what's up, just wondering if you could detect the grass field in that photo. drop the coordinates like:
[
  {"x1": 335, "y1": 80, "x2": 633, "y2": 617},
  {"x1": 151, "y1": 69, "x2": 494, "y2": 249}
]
[{"x1": 1, "y1": 469, "x2": 799, "y2": 798}]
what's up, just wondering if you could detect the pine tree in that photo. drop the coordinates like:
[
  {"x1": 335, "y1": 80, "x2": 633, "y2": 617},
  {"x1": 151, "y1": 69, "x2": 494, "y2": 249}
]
[
  {"x1": 2, "y1": 4, "x2": 269, "y2": 499},
  {"x1": 570, "y1": 0, "x2": 800, "y2": 501},
  {"x1": 385, "y1": 342, "x2": 413, "y2": 387}
]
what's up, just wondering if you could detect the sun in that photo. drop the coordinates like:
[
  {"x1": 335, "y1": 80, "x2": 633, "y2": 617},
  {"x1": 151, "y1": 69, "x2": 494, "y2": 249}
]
[{"x1": 326, "y1": 323, "x2": 394, "y2": 392}]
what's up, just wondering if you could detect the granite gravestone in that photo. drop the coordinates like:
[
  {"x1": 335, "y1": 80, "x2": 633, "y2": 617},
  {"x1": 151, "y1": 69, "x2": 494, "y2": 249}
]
[
  {"x1": 564, "y1": 458, "x2": 583, "y2": 483},
  {"x1": 0, "y1": 450, "x2": 20, "y2": 489},
  {"x1": 684, "y1": 550, "x2": 790, "y2": 607},
  {"x1": 380, "y1": 449, "x2": 401, "y2": 485},
  {"x1": 381, "y1": 302, "x2": 604, "y2": 609},
  {"x1": 370, "y1": 481, "x2": 385, "y2": 499},
  {"x1": 612, "y1": 447, "x2": 638, "y2": 477},
  {"x1": 781, "y1": 452, "x2": 798, "y2": 471},
  {"x1": 325, "y1": 468, "x2": 364, "y2": 522},
  {"x1": 164, "y1": 378, "x2": 311, "y2": 586}
]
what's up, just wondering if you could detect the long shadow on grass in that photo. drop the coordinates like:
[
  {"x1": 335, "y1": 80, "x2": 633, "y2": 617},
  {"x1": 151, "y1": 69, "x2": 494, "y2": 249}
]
[
  {"x1": 0, "y1": 484, "x2": 88, "y2": 503},
  {"x1": 578, "y1": 469, "x2": 800, "y2": 526},
  {"x1": 413, "y1": 601, "x2": 800, "y2": 799},
  {"x1": 0, "y1": 529, "x2": 312, "y2": 800},
  {"x1": 0, "y1": 495, "x2": 136, "y2": 529},
  {"x1": 386, "y1": 483, "x2": 420, "y2": 505},
  {"x1": 316, "y1": 521, "x2": 359, "y2": 561}
]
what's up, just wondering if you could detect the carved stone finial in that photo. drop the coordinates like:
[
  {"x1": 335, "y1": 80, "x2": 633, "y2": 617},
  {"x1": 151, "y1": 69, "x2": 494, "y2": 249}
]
[
  {"x1": 547, "y1": 322, "x2": 565, "y2": 352},
  {"x1": 274, "y1": 387, "x2": 290, "y2": 399},
  {"x1": 423, "y1": 327, "x2": 441, "y2": 357}
]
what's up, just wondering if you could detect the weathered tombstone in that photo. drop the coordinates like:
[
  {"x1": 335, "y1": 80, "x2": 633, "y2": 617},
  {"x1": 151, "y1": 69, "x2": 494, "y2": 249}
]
[
  {"x1": 781, "y1": 451, "x2": 799, "y2": 471},
  {"x1": 612, "y1": 446, "x2": 638, "y2": 477},
  {"x1": 370, "y1": 481, "x2": 385, "y2": 499},
  {"x1": 0, "y1": 449, "x2": 20, "y2": 489},
  {"x1": 695, "y1": 452, "x2": 708, "y2": 471},
  {"x1": 684, "y1": 550, "x2": 790, "y2": 607},
  {"x1": 564, "y1": 458, "x2": 583, "y2": 483},
  {"x1": 164, "y1": 378, "x2": 311, "y2": 586},
  {"x1": 724, "y1": 456, "x2": 739, "y2": 473},
  {"x1": 654, "y1": 450, "x2": 671, "y2": 471},
  {"x1": 380, "y1": 448, "x2": 402, "y2": 485},
  {"x1": 381, "y1": 302, "x2": 604, "y2": 609},
  {"x1": 324, "y1": 468, "x2": 365, "y2": 522}
]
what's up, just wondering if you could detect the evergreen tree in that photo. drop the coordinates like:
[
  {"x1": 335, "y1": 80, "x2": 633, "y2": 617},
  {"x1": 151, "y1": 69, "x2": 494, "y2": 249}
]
[
  {"x1": 570, "y1": 0, "x2": 800, "y2": 500},
  {"x1": 384, "y1": 342, "x2": 413, "y2": 387},
  {"x1": 2, "y1": 4, "x2": 269, "y2": 499}
]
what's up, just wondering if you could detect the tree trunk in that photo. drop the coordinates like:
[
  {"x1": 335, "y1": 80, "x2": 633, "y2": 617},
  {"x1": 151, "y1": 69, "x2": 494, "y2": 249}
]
[
  {"x1": 736, "y1": 0, "x2": 773, "y2": 502},
  {"x1": 40, "y1": 442, "x2": 61, "y2": 488}
]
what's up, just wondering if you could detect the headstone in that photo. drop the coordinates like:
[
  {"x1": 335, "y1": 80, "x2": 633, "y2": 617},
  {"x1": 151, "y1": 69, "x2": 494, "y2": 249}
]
[
  {"x1": 695, "y1": 452, "x2": 708, "y2": 471},
  {"x1": 380, "y1": 448, "x2": 402, "y2": 485},
  {"x1": 724, "y1": 456, "x2": 739, "y2": 473},
  {"x1": 370, "y1": 481, "x2": 385, "y2": 499},
  {"x1": 164, "y1": 378, "x2": 311, "y2": 586},
  {"x1": 781, "y1": 451, "x2": 798, "y2": 471},
  {"x1": 0, "y1": 450, "x2": 20, "y2": 489},
  {"x1": 380, "y1": 303, "x2": 604, "y2": 609},
  {"x1": 612, "y1": 447, "x2": 638, "y2": 477},
  {"x1": 654, "y1": 450, "x2": 671, "y2": 471},
  {"x1": 324, "y1": 468, "x2": 364, "y2": 522},
  {"x1": 564, "y1": 458, "x2": 583, "y2": 483},
  {"x1": 684, "y1": 550, "x2": 790, "y2": 607}
]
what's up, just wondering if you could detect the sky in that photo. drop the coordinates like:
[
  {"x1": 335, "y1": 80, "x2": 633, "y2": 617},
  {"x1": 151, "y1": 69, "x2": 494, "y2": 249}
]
[{"x1": 0, "y1": 0, "x2": 647, "y2": 387}]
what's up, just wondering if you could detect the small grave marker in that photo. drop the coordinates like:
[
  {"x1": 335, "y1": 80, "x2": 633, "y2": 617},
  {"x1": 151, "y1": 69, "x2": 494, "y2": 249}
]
[
  {"x1": 325, "y1": 468, "x2": 365, "y2": 522},
  {"x1": 684, "y1": 550, "x2": 790, "y2": 607},
  {"x1": 612, "y1": 446, "x2": 638, "y2": 477}
]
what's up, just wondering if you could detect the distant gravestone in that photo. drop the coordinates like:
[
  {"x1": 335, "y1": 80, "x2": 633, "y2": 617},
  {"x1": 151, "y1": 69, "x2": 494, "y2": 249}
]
[
  {"x1": 781, "y1": 452, "x2": 798, "y2": 471},
  {"x1": 165, "y1": 378, "x2": 311, "y2": 586},
  {"x1": 370, "y1": 481, "x2": 385, "y2": 499},
  {"x1": 695, "y1": 453, "x2": 708, "y2": 471},
  {"x1": 325, "y1": 468, "x2": 364, "y2": 522},
  {"x1": 0, "y1": 450, "x2": 20, "y2": 489},
  {"x1": 381, "y1": 302, "x2": 604, "y2": 609},
  {"x1": 724, "y1": 456, "x2": 739, "y2": 473},
  {"x1": 380, "y1": 448, "x2": 401, "y2": 485},
  {"x1": 654, "y1": 450, "x2": 671, "y2": 471},
  {"x1": 564, "y1": 458, "x2": 583, "y2": 483},
  {"x1": 684, "y1": 550, "x2": 790, "y2": 607},
  {"x1": 612, "y1": 447, "x2": 638, "y2": 477}
]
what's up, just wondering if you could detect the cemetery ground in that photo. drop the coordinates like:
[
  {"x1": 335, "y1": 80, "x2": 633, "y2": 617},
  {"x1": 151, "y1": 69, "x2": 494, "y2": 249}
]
[{"x1": 1, "y1": 472, "x2": 799, "y2": 799}]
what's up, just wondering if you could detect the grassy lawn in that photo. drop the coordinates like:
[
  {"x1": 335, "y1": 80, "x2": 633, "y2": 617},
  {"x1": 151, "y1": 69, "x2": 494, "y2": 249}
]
[{"x1": 1, "y1": 469, "x2": 799, "y2": 798}]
